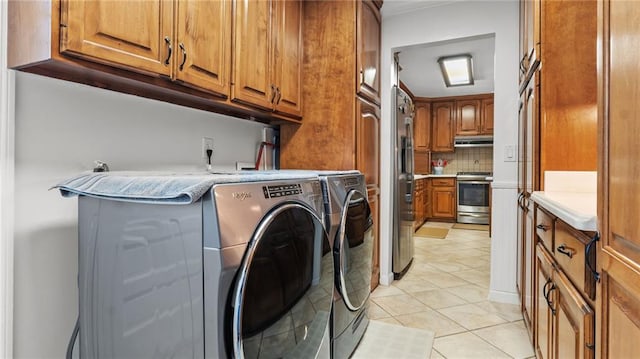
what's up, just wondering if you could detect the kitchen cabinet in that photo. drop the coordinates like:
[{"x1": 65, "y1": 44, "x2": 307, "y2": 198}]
[
  {"x1": 480, "y1": 98, "x2": 494, "y2": 135},
  {"x1": 519, "y1": 0, "x2": 539, "y2": 85},
  {"x1": 414, "y1": 101, "x2": 431, "y2": 152},
  {"x1": 535, "y1": 243, "x2": 554, "y2": 359},
  {"x1": 8, "y1": 0, "x2": 302, "y2": 123},
  {"x1": 413, "y1": 178, "x2": 428, "y2": 231},
  {"x1": 429, "y1": 178, "x2": 456, "y2": 220},
  {"x1": 356, "y1": 0, "x2": 381, "y2": 106},
  {"x1": 279, "y1": 0, "x2": 382, "y2": 290},
  {"x1": 455, "y1": 99, "x2": 481, "y2": 136},
  {"x1": 596, "y1": 1, "x2": 640, "y2": 357},
  {"x1": 431, "y1": 101, "x2": 455, "y2": 152},
  {"x1": 368, "y1": 187, "x2": 380, "y2": 291},
  {"x1": 232, "y1": 0, "x2": 302, "y2": 118}
]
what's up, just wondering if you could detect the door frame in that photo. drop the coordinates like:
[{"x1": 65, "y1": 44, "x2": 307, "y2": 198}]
[{"x1": 0, "y1": 0, "x2": 16, "y2": 356}]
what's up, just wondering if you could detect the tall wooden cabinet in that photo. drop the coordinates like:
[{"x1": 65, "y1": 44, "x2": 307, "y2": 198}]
[
  {"x1": 414, "y1": 101, "x2": 431, "y2": 152},
  {"x1": 431, "y1": 101, "x2": 455, "y2": 152},
  {"x1": 279, "y1": 0, "x2": 382, "y2": 290},
  {"x1": 597, "y1": 1, "x2": 640, "y2": 358}
]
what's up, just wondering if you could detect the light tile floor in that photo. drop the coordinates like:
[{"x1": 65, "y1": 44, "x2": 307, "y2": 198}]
[{"x1": 369, "y1": 221, "x2": 535, "y2": 359}]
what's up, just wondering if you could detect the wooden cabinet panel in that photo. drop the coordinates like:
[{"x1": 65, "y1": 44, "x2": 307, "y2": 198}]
[
  {"x1": 356, "y1": 0, "x2": 381, "y2": 105},
  {"x1": 523, "y1": 207, "x2": 535, "y2": 340},
  {"x1": 555, "y1": 221, "x2": 597, "y2": 301},
  {"x1": 273, "y1": 0, "x2": 302, "y2": 117},
  {"x1": 414, "y1": 151, "x2": 430, "y2": 174},
  {"x1": 536, "y1": 206, "x2": 555, "y2": 253},
  {"x1": 61, "y1": 0, "x2": 174, "y2": 76},
  {"x1": 431, "y1": 101, "x2": 455, "y2": 152},
  {"x1": 480, "y1": 98, "x2": 494, "y2": 135},
  {"x1": 232, "y1": 0, "x2": 273, "y2": 110},
  {"x1": 368, "y1": 188, "x2": 380, "y2": 291},
  {"x1": 175, "y1": 0, "x2": 231, "y2": 97},
  {"x1": 598, "y1": 1, "x2": 640, "y2": 357},
  {"x1": 455, "y1": 99, "x2": 481, "y2": 136},
  {"x1": 536, "y1": 244, "x2": 554, "y2": 359},
  {"x1": 356, "y1": 98, "x2": 380, "y2": 189},
  {"x1": 553, "y1": 269, "x2": 594, "y2": 359},
  {"x1": 431, "y1": 186, "x2": 455, "y2": 219},
  {"x1": 414, "y1": 101, "x2": 431, "y2": 151}
]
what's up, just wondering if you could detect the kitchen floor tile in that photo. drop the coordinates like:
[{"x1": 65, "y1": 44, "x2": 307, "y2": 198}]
[
  {"x1": 367, "y1": 301, "x2": 391, "y2": 320},
  {"x1": 430, "y1": 349, "x2": 445, "y2": 358},
  {"x1": 433, "y1": 332, "x2": 511, "y2": 359},
  {"x1": 371, "y1": 294, "x2": 429, "y2": 316},
  {"x1": 445, "y1": 284, "x2": 489, "y2": 303},
  {"x1": 473, "y1": 321, "x2": 536, "y2": 358},
  {"x1": 393, "y1": 308, "x2": 466, "y2": 337},
  {"x1": 370, "y1": 284, "x2": 405, "y2": 298},
  {"x1": 392, "y1": 277, "x2": 440, "y2": 293},
  {"x1": 474, "y1": 300, "x2": 524, "y2": 322},
  {"x1": 438, "y1": 303, "x2": 508, "y2": 330},
  {"x1": 423, "y1": 273, "x2": 472, "y2": 288},
  {"x1": 410, "y1": 289, "x2": 468, "y2": 309},
  {"x1": 372, "y1": 317, "x2": 402, "y2": 325}
]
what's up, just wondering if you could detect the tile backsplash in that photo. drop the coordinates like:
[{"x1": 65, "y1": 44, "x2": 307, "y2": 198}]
[{"x1": 427, "y1": 147, "x2": 493, "y2": 174}]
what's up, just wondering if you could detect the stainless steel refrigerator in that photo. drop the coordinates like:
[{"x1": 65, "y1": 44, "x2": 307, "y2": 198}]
[{"x1": 393, "y1": 85, "x2": 415, "y2": 277}]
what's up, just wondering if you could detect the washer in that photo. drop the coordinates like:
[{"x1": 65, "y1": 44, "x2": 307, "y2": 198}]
[
  {"x1": 76, "y1": 175, "x2": 334, "y2": 358},
  {"x1": 318, "y1": 172, "x2": 373, "y2": 359}
]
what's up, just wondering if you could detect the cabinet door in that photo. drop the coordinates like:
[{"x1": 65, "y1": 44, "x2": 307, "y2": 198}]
[
  {"x1": 431, "y1": 101, "x2": 455, "y2": 152},
  {"x1": 431, "y1": 187, "x2": 455, "y2": 219},
  {"x1": 481, "y1": 98, "x2": 494, "y2": 135},
  {"x1": 535, "y1": 244, "x2": 554, "y2": 359},
  {"x1": 232, "y1": 0, "x2": 274, "y2": 110},
  {"x1": 273, "y1": 0, "x2": 303, "y2": 118},
  {"x1": 175, "y1": 0, "x2": 231, "y2": 97},
  {"x1": 552, "y1": 269, "x2": 595, "y2": 359},
  {"x1": 356, "y1": 98, "x2": 380, "y2": 190},
  {"x1": 523, "y1": 206, "x2": 535, "y2": 339},
  {"x1": 368, "y1": 188, "x2": 380, "y2": 291},
  {"x1": 598, "y1": 2, "x2": 640, "y2": 358},
  {"x1": 414, "y1": 101, "x2": 431, "y2": 151},
  {"x1": 456, "y1": 99, "x2": 481, "y2": 136},
  {"x1": 356, "y1": 0, "x2": 381, "y2": 105},
  {"x1": 61, "y1": 0, "x2": 174, "y2": 76}
]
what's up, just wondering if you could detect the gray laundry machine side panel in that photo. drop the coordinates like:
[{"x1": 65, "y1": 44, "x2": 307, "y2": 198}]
[{"x1": 78, "y1": 196, "x2": 204, "y2": 359}]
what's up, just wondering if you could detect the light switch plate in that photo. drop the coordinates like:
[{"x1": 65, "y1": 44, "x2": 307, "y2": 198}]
[{"x1": 504, "y1": 145, "x2": 516, "y2": 162}]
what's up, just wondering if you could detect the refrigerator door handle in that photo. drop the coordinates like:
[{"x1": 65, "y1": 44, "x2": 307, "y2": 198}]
[{"x1": 404, "y1": 120, "x2": 414, "y2": 203}]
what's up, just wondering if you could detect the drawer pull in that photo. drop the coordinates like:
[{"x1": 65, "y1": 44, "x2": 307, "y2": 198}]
[
  {"x1": 536, "y1": 223, "x2": 550, "y2": 232},
  {"x1": 547, "y1": 284, "x2": 557, "y2": 315},
  {"x1": 557, "y1": 244, "x2": 575, "y2": 258},
  {"x1": 586, "y1": 233, "x2": 601, "y2": 282}
]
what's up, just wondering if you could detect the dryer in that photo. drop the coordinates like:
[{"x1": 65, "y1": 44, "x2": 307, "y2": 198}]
[
  {"x1": 76, "y1": 176, "x2": 334, "y2": 358},
  {"x1": 318, "y1": 173, "x2": 373, "y2": 359}
]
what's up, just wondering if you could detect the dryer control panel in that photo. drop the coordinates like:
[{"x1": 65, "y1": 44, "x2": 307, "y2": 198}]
[{"x1": 262, "y1": 183, "x2": 303, "y2": 198}]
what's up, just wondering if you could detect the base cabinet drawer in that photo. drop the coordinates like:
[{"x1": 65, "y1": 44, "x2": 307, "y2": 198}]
[
  {"x1": 554, "y1": 220, "x2": 597, "y2": 300},
  {"x1": 535, "y1": 206, "x2": 555, "y2": 253}
]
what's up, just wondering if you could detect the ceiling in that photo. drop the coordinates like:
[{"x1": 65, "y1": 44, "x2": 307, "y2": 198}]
[{"x1": 382, "y1": 1, "x2": 496, "y2": 98}]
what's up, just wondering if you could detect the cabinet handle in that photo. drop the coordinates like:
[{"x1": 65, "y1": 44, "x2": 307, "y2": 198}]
[
  {"x1": 179, "y1": 43, "x2": 187, "y2": 71},
  {"x1": 536, "y1": 223, "x2": 550, "y2": 232},
  {"x1": 164, "y1": 36, "x2": 172, "y2": 66},
  {"x1": 517, "y1": 192, "x2": 524, "y2": 209},
  {"x1": 542, "y1": 278, "x2": 552, "y2": 301},
  {"x1": 276, "y1": 87, "x2": 282, "y2": 104},
  {"x1": 586, "y1": 233, "x2": 600, "y2": 282},
  {"x1": 547, "y1": 284, "x2": 557, "y2": 315},
  {"x1": 557, "y1": 244, "x2": 574, "y2": 258},
  {"x1": 270, "y1": 85, "x2": 277, "y2": 103}
]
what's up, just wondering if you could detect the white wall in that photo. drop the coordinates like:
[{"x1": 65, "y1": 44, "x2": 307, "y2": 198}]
[
  {"x1": 12, "y1": 72, "x2": 269, "y2": 357},
  {"x1": 380, "y1": 1, "x2": 520, "y2": 303}
]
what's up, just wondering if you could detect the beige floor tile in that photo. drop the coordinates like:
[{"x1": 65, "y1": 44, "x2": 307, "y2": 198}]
[
  {"x1": 425, "y1": 261, "x2": 472, "y2": 273},
  {"x1": 445, "y1": 284, "x2": 489, "y2": 303},
  {"x1": 392, "y1": 277, "x2": 440, "y2": 293},
  {"x1": 393, "y1": 308, "x2": 466, "y2": 337},
  {"x1": 423, "y1": 221, "x2": 455, "y2": 229},
  {"x1": 433, "y1": 332, "x2": 511, "y2": 359},
  {"x1": 475, "y1": 300, "x2": 524, "y2": 322},
  {"x1": 473, "y1": 321, "x2": 535, "y2": 358},
  {"x1": 423, "y1": 272, "x2": 472, "y2": 288},
  {"x1": 372, "y1": 317, "x2": 402, "y2": 325},
  {"x1": 430, "y1": 349, "x2": 445, "y2": 359},
  {"x1": 372, "y1": 294, "x2": 429, "y2": 316},
  {"x1": 367, "y1": 301, "x2": 392, "y2": 320},
  {"x1": 370, "y1": 284, "x2": 405, "y2": 298},
  {"x1": 438, "y1": 303, "x2": 508, "y2": 330},
  {"x1": 452, "y1": 269, "x2": 491, "y2": 284},
  {"x1": 410, "y1": 289, "x2": 468, "y2": 309}
]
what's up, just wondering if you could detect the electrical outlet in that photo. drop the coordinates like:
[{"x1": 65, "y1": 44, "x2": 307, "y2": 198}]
[{"x1": 202, "y1": 137, "x2": 214, "y2": 160}]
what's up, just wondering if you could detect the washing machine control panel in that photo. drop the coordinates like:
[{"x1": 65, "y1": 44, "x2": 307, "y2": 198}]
[{"x1": 262, "y1": 183, "x2": 303, "y2": 198}]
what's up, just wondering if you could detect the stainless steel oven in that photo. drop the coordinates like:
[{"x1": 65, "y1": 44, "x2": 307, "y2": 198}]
[{"x1": 456, "y1": 172, "x2": 491, "y2": 224}]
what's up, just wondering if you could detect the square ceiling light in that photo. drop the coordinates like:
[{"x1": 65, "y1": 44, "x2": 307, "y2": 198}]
[{"x1": 438, "y1": 54, "x2": 474, "y2": 87}]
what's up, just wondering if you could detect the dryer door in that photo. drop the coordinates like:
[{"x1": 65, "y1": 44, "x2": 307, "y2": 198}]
[
  {"x1": 231, "y1": 203, "x2": 333, "y2": 359},
  {"x1": 336, "y1": 190, "x2": 373, "y2": 311}
]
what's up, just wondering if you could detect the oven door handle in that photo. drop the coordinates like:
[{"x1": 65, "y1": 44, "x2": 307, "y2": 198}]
[
  {"x1": 458, "y1": 213, "x2": 488, "y2": 218},
  {"x1": 457, "y1": 181, "x2": 491, "y2": 185}
]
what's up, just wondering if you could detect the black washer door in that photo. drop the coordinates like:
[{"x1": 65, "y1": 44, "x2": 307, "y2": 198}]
[
  {"x1": 232, "y1": 203, "x2": 333, "y2": 359},
  {"x1": 336, "y1": 190, "x2": 373, "y2": 311}
]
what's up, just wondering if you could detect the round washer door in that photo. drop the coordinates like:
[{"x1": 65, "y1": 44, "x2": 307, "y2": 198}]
[
  {"x1": 232, "y1": 203, "x2": 333, "y2": 359},
  {"x1": 336, "y1": 190, "x2": 373, "y2": 311}
]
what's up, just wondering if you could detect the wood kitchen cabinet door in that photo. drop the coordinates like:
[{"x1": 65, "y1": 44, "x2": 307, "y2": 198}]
[
  {"x1": 597, "y1": 1, "x2": 640, "y2": 358},
  {"x1": 356, "y1": 97, "x2": 380, "y2": 191},
  {"x1": 368, "y1": 187, "x2": 380, "y2": 291},
  {"x1": 273, "y1": 0, "x2": 303, "y2": 118},
  {"x1": 60, "y1": 0, "x2": 174, "y2": 76},
  {"x1": 431, "y1": 101, "x2": 455, "y2": 152},
  {"x1": 356, "y1": 0, "x2": 381, "y2": 105},
  {"x1": 535, "y1": 244, "x2": 554, "y2": 359},
  {"x1": 414, "y1": 101, "x2": 431, "y2": 151},
  {"x1": 456, "y1": 99, "x2": 481, "y2": 136},
  {"x1": 175, "y1": 0, "x2": 231, "y2": 97},
  {"x1": 431, "y1": 186, "x2": 455, "y2": 219},
  {"x1": 232, "y1": 0, "x2": 274, "y2": 110},
  {"x1": 480, "y1": 98, "x2": 494, "y2": 135}
]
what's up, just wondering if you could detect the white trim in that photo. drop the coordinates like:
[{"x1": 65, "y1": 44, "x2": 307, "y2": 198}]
[
  {"x1": 491, "y1": 181, "x2": 518, "y2": 189},
  {"x1": 488, "y1": 289, "x2": 520, "y2": 305},
  {"x1": 379, "y1": 271, "x2": 394, "y2": 286},
  {"x1": 0, "y1": 0, "x2": 15, "y2": 356}
]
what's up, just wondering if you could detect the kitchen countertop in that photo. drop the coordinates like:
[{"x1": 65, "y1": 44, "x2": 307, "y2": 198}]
[
  {"x1": 414, "y1": 174, "x2": 457, "y2": 179},
  {"x1": 530, "y1": 191, "x2": 597, "y2": 231}
]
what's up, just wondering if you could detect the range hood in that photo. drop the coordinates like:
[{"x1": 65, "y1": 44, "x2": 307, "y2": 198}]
[{"x1": 454, "y1": 135, "x2": 494, "y2": 148}]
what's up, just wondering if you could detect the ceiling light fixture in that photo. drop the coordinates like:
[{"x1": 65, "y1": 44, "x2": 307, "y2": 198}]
[{"x1": 438, "y1": 54, "x2": 474, "y2": 87}]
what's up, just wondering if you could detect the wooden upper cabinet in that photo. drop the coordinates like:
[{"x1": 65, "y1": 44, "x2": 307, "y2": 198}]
[
  {"x1": 273, "y1": 0, "x2": 303, "y2": 118},
  {"x1": 431, "y1": 101, "x2": 455, "y2": 152},
  {"x1": 456, "y1": 99, "x2": 481, "y2": 136},
  {"x1": 480, "y1": 98, "x2": 494, "y2": 135},
  {"x1": 414, "y1": 101, "x2": 431, "y2": 151},
  {"x1": 356, "y1": 0, "x2": 381, "y2": 105},
  {"x1": 60, "y1": 0, "x2": 174, "y2": 76},
  {"x1": 356, "y1": 97, "x2": 380, "y2": 189},
  {"x1": 174, "y1": 0, "x2": 231, "y2": 97},
  {"x1": 233, "y1": 0, "x2": 302, "y2": 117}
]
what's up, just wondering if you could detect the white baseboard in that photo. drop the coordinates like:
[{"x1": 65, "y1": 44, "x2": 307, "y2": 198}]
[
  {"x1": 379, "y1": 271, "x2": 394, "y2": 286},
  {"x1": 488, "y1": 290, "x2": 520, "y2": 305}
]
